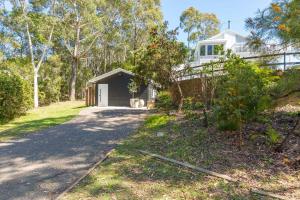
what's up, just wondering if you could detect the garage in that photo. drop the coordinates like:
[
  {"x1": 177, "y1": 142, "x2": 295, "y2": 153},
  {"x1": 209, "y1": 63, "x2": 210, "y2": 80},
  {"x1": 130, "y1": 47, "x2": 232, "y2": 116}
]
[{"x1": 85, "y1": 68, "x2": 155, "y2": 107}]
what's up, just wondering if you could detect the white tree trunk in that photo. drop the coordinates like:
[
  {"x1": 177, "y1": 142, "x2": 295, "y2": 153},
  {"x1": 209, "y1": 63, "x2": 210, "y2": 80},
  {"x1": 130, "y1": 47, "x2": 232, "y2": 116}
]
[{"x1": 33, "y1": 69, "x2": 39, "y2": 108}]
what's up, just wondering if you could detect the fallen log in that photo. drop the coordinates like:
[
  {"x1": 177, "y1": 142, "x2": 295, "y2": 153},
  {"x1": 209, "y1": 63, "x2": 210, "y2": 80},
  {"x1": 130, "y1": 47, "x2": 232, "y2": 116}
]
[{"x1": 138, "y1": 150, "x2": 237, "y2": 182}]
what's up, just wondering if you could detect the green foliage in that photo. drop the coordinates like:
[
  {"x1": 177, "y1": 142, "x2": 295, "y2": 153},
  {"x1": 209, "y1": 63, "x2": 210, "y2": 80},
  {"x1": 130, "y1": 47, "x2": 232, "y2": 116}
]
[
  {"x1": 128, "y1": 79, "x2": 138, "y2": 98},
  {"x1": 135, "y1": 23, "x2": 189, "y2": 111},
  {"x1": 0, "y1": 69, "x2": 33, "y2": 122},
  {"x1": 246, "y1": 0, "x2": 300, "y2": 49},
  {"x1": 39, "y1": 55, "x2": 63, "y2": 105},
  {"x1": 214, "y1": 53, "x2": 273, "y2": 131},
  {"x1": 135, "y1": 23, "x2": 188, "y2": 88},
  {"x1": 180, "y1": 7, "x2": 220, "y2": 46},
  {"x1": 156, "y1": 91, "x2": 174, "y2": 111},
  {"x1": 265, "y1": 127, "x2": 281, "y2": 145},
  {"x1": 183, "y1": 97, "x2": 194, "y2": 110},
  {"x1": 144, "y1": 114, "x2": 173, "y2": 130},
  {"x1": 0, "y1": 0, "x2": 163, "y2": 102},
  {"x1": 271, "y1": 68, "x2": 300, "y2": 97},
  {"x1": 183, "y1": 97, "x2": 203, "y2": 111}
]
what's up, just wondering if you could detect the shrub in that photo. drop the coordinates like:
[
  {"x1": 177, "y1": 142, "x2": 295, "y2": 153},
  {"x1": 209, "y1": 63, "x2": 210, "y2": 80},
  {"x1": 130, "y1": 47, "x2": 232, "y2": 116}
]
[
  {"x1": 214, "y1": 54, "x2": 273, "y2": 131},
  {"x1": 156, "y1": 91, "x2": 174, "y2": 111},
  {"x1": 182, "y1": 97, "x2": 194, "y2": 110},
  {"x1": 271, "y1": 68, "x2": 300, "y2": 98},
  {"x1": 0, "y1": 69, "x2": 33, "y2": 122},
  {"x1": 182, "y1": 97, "x2": 203, "y2": 111},
  {"x1": 266, "y1": 127, "x2": 282, "y2": 145}
]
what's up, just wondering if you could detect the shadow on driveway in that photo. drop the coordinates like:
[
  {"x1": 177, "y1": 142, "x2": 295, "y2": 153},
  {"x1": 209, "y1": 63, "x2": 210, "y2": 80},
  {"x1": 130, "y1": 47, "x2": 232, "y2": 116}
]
[{"x1": 0, "y1": 107, "x2": 148, "y2": 200}]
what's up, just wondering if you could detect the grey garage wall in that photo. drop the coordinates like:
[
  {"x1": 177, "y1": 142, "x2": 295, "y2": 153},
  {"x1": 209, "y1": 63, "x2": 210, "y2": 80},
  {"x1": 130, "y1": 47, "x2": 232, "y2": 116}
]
[{"x1": 95, "y1": 72, "x2": 150, "y2": 106}]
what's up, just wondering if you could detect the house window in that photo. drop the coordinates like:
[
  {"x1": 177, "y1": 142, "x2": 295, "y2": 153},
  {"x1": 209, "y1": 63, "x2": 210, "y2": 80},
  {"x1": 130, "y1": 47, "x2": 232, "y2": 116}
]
[
  {"x1": 207, "y1": 45, "x2": 213, "y2": 55},
  {"x1": 200, "y1": 45, "x2": 206, "y2": 56}
]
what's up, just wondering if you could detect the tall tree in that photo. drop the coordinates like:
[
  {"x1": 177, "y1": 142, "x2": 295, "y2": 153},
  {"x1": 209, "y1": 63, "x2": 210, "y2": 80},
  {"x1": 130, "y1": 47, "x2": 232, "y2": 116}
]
[
  {"x1": 246, "y1": 0, "x2": 300, "y2": 49},
  {"x1": 180, "y1": 7, "x2": 220, "y2": 48},
  {"x1": 135, "y1": 23, "x2": 189, "y2": 112},
  {"x1": 57, "y1": 0, "x2": 104, "y2": 101},
  {"x1": 0, "y1": 0, "x2": 164, "y2": 104},
  {"x1": 1, "y1": 0, "x2": 57, "y2": 108}
]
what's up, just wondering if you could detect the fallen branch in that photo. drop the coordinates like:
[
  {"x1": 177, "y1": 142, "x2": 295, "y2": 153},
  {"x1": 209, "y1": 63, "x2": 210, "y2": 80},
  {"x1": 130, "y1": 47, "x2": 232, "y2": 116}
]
[
  {"x1": 138, "y1": 150, "x2": 293, "y2": 200},
  {"x1": 138, "y1": 150, "x2": 237, "y2": 182},
  {"x1": 251, "y1": 189, "x2": 293, "y2": 200},
  {"x1": 56, "y1": 149, "x2": 114, "y2": 200}
]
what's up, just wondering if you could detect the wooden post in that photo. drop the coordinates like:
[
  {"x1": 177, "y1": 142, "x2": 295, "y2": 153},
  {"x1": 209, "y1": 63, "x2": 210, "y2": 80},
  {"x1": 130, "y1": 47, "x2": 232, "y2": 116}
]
[
  {"x1": 85, "y1": 88, "x2": 89, "y2": 106},
  {"x1": 91, "y1": 86, "x2": 94, "y2": 106},
  {"x1": 89, "y1": 87, "x2": 92, "y2": 106},
  {"x1": 92, "y1": 84, "x2": 96, "y2": 106},
  {"x1": 283, "y1": 52, "x2": 286, "y2": 71}
]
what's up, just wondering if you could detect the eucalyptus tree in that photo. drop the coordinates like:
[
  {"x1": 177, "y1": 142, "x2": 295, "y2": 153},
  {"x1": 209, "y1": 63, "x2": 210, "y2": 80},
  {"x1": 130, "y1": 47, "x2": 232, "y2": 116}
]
[
  {"x1": 120, "y1": 0, "x2": 163, "y2": 66},
  {"x1": 0, "y1": 0, "x2": 57, "y2": 108},
  {"x1": 180, "y1": 7, "x2": 220, "y2": 47},
  {"x1": 78, "y1": 0, "x2": 163, "y2": 77},
  {"x1": 56, "y1": 0, "x2": 106, "y2": 101}
]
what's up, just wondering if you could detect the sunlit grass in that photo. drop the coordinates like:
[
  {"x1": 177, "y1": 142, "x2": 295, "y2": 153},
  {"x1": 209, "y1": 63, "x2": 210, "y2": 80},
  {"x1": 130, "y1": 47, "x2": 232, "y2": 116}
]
[
  {"x1": 62, "y1": 113, "x2": 299, "y2": 200},
  {"x1": 0, "y1": 101, "x2": 85, "y2": 141}
]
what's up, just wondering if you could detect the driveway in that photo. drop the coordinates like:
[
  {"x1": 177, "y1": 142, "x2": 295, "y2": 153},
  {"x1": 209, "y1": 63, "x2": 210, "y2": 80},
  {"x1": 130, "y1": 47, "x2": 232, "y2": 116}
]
[{"x1": 0, "y1": 107, "x2": 148, "y2": 200}]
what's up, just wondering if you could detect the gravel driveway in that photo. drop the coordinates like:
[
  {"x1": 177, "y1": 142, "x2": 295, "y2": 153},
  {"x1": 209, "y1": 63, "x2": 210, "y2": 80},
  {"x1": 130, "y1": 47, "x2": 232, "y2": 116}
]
[{"x1": 0, "y1": 107, "x2": 147, "y2": 200}]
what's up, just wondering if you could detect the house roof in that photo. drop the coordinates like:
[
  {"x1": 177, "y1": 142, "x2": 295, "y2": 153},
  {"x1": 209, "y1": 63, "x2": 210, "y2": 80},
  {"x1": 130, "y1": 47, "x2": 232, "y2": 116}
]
[
  {"x1": 197, "y1": 29, "x2": 247, "y2": 44},
  {"x1": 88, "y1": 68, "x2": 134, "y2": 84}
]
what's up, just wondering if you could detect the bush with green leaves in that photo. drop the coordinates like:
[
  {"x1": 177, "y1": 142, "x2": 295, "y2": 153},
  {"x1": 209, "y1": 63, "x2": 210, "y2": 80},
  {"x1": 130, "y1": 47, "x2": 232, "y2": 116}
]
[
  {"x1": 183, "y1": 97, "x2": 203, "y2": 111},
  {"x1": 155, "y1": 91, "x2": 174, "y2": 111},
  {"x1": 214, "y1": 54, "x2": 273, "y2": 131},
  {"x1": 0, "y1": 69, "x2": 33, "y2": 121},
  {"x1": 271, "y1": 67, "x2": 300, "y2": 98},
  {"x1": 38, "y1": 55, "x2": 63, "y2": 105}
]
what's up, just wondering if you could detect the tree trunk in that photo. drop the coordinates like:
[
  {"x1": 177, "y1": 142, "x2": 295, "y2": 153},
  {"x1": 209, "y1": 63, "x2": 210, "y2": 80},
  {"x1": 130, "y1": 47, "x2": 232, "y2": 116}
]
[
  {"x1": 33, "y1": 69, "x2": 39, "y2": 108},
  {"x1": 175, "y1": 81, "x2": 184, "y2": 113},
  {"x1": 202, "y1": 108, "x2": 208, "y2": 127},
  {"x1": 69, "y1": 58, "x2": 78, "y2": 101}
]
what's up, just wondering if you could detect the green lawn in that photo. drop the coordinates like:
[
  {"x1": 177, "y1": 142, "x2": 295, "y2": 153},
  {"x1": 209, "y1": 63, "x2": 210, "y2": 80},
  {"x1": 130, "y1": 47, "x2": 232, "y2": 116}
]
[
  {"x1": 0, "y1": 101, "x2": 85, "y2": 142},
  {"x1": 62, "y1": 114, "x2": 299, "y2": 200}
]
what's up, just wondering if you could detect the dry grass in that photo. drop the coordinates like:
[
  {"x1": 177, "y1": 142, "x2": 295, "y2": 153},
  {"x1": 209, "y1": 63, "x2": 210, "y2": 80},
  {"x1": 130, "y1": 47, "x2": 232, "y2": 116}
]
[{"x1": 62, "y1": 113, "x2": 299, "y2": 200}]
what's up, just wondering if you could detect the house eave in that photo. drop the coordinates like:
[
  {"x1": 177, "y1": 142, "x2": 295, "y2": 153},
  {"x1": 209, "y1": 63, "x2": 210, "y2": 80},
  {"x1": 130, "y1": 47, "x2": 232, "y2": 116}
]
[{"x1": 87, "y1": 68, "x2": 134, "y2": 84}]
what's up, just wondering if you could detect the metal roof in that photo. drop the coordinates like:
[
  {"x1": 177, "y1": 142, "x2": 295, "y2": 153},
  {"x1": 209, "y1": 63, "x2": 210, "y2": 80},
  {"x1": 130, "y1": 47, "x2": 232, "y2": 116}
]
[{"x1": 88, "y1": 68, "x2": 134, "y2": 84}]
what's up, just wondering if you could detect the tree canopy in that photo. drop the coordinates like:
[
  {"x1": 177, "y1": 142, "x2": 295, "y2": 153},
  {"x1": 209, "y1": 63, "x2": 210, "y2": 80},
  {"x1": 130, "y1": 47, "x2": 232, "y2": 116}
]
[
  {"x1": 180, "y1": 7, "x2": 220, "y2": 48},
  {"x1": 246, "y1": 0, "x2": 300, "y2": 49},
  {"x1": 0, "y1": 0, "x2": 163, "y2": 106}
]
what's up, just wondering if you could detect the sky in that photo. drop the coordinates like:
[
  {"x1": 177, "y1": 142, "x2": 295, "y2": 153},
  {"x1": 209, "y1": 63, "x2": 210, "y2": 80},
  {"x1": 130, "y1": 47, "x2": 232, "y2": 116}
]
[{"x1": 161, "y1": 0, "x2": 273, "y2": 44}]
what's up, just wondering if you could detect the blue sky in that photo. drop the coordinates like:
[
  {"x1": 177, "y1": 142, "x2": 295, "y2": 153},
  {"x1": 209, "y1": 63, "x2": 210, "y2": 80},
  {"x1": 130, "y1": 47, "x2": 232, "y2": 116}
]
[{"x1": 161, "y1": 0, "x2": 273, "y2": 44}]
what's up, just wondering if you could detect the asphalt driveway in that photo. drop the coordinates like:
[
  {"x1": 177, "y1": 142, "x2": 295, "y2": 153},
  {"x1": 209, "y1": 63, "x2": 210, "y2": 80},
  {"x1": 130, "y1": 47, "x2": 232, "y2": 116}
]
[{"x1": 0, "y1": 107, "x2": 147, "y2": 200}]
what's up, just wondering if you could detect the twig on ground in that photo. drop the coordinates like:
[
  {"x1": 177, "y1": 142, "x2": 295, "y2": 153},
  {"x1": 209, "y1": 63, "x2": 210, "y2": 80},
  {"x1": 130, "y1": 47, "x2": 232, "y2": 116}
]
[{"x1": 251, "y1": 189, "x2": 294, "y2": 200}]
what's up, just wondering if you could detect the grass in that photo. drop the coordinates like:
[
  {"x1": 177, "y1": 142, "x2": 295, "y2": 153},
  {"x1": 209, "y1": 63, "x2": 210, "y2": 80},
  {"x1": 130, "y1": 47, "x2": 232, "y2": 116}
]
[
  {"x1": 0, "y1": 101, "x2": 85, "y2": 142},
  {"x1": 62, "y1": 114, "x2": 299, "y2": 200}
]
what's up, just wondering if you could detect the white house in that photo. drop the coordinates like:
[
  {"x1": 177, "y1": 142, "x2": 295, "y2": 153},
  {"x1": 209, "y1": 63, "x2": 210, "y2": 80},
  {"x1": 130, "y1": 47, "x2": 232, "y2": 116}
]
[
  {"x1": 191, "y1": 29, "x2": 299, "y2": 69},
  {"x1": 193, "y1": 29, "x2": 253, "y2": 66}
]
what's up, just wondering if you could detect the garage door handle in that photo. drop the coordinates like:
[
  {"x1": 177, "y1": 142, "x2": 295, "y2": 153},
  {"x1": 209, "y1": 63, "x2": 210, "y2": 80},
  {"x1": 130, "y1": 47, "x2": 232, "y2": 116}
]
[{"x1": 99, "y1": 89, "x2": 101, "y2": 101}]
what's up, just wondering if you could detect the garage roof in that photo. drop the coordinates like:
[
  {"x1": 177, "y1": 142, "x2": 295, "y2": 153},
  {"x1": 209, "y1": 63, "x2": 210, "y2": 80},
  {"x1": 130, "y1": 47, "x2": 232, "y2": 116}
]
[{"x1": 88, "y1": 68, "x2": 134, "y2": 84}]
